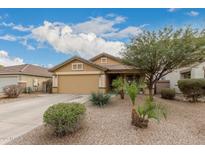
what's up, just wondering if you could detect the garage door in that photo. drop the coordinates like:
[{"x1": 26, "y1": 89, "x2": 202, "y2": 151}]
[
  {"x1": 0, "y1": 76, "x2": 18, "y2": 92},
  {"x1": 58, "y1": 75, "x2": 99, "y2": 94}
]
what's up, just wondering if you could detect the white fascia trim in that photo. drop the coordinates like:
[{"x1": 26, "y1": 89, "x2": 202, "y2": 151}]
[
  {"x1": 0, "y1": 75, "x2": 18, "y2": 78},
  {"x1": 18, "y1": 81, "x2": 27, "y2": 83},
  {"x1": 56, "y1": 71, "x2": 102, "y2": 75}
]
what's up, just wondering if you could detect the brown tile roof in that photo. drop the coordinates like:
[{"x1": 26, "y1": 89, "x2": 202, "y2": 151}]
[
  {"x1": 89, "y1": 52, "x2": 122, "y2": 62},
  {"x1": 0, "y1": 64, "x2": 52, "y2": 77},
  {"x1": 99, "y1": 64, "x2": 137, "y2": 70},
  {"x1": 49, "y1": 56, "x2": 108, "y2": 72},
  {"x1": 50, "y1": 53, "x2": 141, "y2": 73}
]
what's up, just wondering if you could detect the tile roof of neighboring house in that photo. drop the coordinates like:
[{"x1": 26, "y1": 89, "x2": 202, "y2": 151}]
[{"x1": 0, "y1": 64, "x2": 52, "y2": 77}]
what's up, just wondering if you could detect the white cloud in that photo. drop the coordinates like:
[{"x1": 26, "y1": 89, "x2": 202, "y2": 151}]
[
  {"x1": 19, "y1": 39, "x2": 35, "y2": 50},
  {"x1": 47, "y1": 64, "x2": 54, "y2": 68},
  {"x1": 0, "y1": 34, "x2": 16, "y2": 41},
  {"x1": 13, "y1": 25, "x2": 34, "y2": 32},
  {"x1": 0, "y1": 50, "x2": 24, "y2": 66},
  {"x1": 167, "y1": 8, "x2": 179, "y2": 12},
  {"x1": 0, "y1": 22, "x2": 34, "y2": 32},
  {"x1": 33, "y1": 63, "x2": 54, "y2": 68},
  {"x1": 72, "y1": 15, "x2": 143, "y2": 39},
  {"x1": 187, "y1": 11, "x2": 199, "y2": 17},
  {"x1": 102, "y1": 26, "x2": 143, "y2": 39},
  {"x1": 0, "y1": 50, "x2": 8, "y2": 57},
  {"x1": 0, "y1": 15, "x2": 144, "y2": 57},
  {"x1": 32, "y1": 21, "x2": 124, "y2": 57},
  {"x1": 0, "y1": 34, "x2": 35, "y2": 50},
  {"x1": 0, "y1": 22, "x2": 15, "y2": 27},
  {"x1": 72, "y1": 16, "x2": 126, "y2": 35}
]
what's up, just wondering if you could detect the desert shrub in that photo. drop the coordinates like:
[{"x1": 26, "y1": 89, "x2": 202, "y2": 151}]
[
  {"x1": 43, "y1": 103, "x2": 86, "y2": 137},
  {"x1": 178, "y1": 79, "x2": 205, "y2": 102},
  {"x1": 112, "y1": 77, "x2": 125, "y2": 99},
  {"x1": 160, "y1": 88, "x2": 176, "y2": 100},
  {"x1": 137, "y1": 98, "x2": 167, "y2": 128},
  {"x1": 90, "y1": 93, "x2": 110, "y2": 107},
  {"x1": 3, "y1": 84, "x2": 23, "y2": 98}
]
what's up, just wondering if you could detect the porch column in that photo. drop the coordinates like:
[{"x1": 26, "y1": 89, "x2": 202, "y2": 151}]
[{"x1": 123, "y1": 74, "x2": 126, "y2": 83}]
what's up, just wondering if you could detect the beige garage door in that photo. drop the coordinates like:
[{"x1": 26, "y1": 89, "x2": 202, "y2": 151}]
[{"x1": 58, "y1": 75, "x2": 99, "y2": 94}]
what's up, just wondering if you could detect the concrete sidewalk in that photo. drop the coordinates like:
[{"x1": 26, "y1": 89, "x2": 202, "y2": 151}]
[{"x1": 0, "y1": 94, "x2": 89, "y2": 144}]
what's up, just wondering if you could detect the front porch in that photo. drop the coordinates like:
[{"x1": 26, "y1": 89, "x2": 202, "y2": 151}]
[{"x1": 106, "y1": 72, "x2": 143, "y2": 92}]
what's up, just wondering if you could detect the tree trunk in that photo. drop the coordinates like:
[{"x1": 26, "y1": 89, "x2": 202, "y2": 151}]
[
  {"x1": 192, "y1": 95, "x2": 198, "y2": 103},
  {"x1": 131, "y1": 107, "x2": 139, "y2": 126},
  {"x1": 148, "y1": 86, "x2": 153, "y2": 101},
  {"x1": 131, "y1": 107, "x2": 149, "y2": 128},
  {"x1": 119, "y1": 90, "x2": 124, "y2": 99}
]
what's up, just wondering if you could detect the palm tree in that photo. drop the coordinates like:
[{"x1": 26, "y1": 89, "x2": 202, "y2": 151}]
[
  {"x1": 112, "y1": 77, "x2": 125, "y2": 99},
  {"x1": 126, "y1": 81, "x2": 167, "y2": 128},
  {"x1": 126, "y1": 81, "x2": 140, "y2": 125},
  {"x1": 137, "y1": 98, "x2": 167, "y2": 128}
]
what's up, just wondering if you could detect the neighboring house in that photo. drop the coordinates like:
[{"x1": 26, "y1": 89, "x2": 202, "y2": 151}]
[
  {"x1": 49, "y1": 53, "x2": 142, "y2": 94},
  {"x1": 164, "y1": 61, "x2": 205, "y2": 93},
  {"x1": 0, "y1": 64, "x2": 52, "y2": 92}
]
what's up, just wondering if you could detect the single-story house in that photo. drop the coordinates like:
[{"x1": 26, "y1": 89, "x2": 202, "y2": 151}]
[
  {"x1": 0, "y1": 64, "x2": 52, "y2": 92},
  {"x1": 49, "y1": 52, "x2": 143, "y2": 94},
  {"x1": 163, "y1": 61, "x2": 205, "y2": 93}
]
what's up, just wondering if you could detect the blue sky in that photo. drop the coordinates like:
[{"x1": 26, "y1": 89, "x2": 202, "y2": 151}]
[{"x1": 0, "y1": 8, "x2": 205, "y2": 67}]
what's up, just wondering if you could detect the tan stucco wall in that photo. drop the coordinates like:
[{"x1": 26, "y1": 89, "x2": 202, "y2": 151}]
[
  {"x1": 19, "y1": 75, "x2": 51, "y2": 91},
  {"x1": 52, "y1": 59, "x2": 108, "y2": 94},
  {"x1": 55, "y1": 59, "x2": 101, "y2": 72},
  {"x1": 58, "y1": 74, "x2": 100, "y2": 94},
  {"x1": 92, "y1": 56, "x2": 121, "y2": 65},
  {"x1": 52, "y1": 87, "x2": 58, "y2": 93}
]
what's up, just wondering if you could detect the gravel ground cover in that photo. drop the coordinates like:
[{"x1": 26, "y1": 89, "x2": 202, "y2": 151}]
[{"x1": 8, "y1": 95, "x2": 205, "y2": 145}]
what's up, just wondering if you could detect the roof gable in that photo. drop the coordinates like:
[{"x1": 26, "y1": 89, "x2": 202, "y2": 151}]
[
  {"x1": 89, "y1": 52, "x2": 122, "y2": 63},
  {"x1": 49, "y1": 56, "x2": 107, "y2": 72}
]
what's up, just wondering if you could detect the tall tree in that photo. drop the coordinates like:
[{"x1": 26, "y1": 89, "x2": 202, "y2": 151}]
[{"x1": 122, "y1": 27, "x2": 205, "y2": 100}]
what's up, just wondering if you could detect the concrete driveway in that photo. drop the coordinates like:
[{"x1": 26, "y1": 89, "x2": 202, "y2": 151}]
[{"x1": 0, "y1": 94, "x2": 89, "y2": 144}]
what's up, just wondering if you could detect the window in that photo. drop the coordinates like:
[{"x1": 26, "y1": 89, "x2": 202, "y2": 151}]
[
  {"x1": 72, "y1": 63, "x2": 84, "y2": 70},
  {"x1": 99, "y1": 75, "x2": 106, "y2": 88},
  {"x1": 33, "y1": 79, "x2": 39, "y2": 87},
  {"x1": 101, "y1": 57, "x2": 107, "y2": 64},
  {"x1": 160, "y1": 77, "x2": 166, "y2": 80},
  {"x1": 52, "y1": 76, "x2": 58, "y2": 87},
  {"x1": 181, "y1": 71, "x2": 191, "y2": 79}
]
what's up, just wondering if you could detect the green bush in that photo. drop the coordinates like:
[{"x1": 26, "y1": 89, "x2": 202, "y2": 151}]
[
  {"x1": 43, "y1": 103, "x2": 86, "y2": 137},
  {"x1": 90, "y1": 93, "x2": 110, "y2": 107},
  {"x1": 160, "y1": 88, "x2": 176, "y2": 100},
  {"x1": 178, "y1": 79, "x2": 205, "y2": 102}
]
